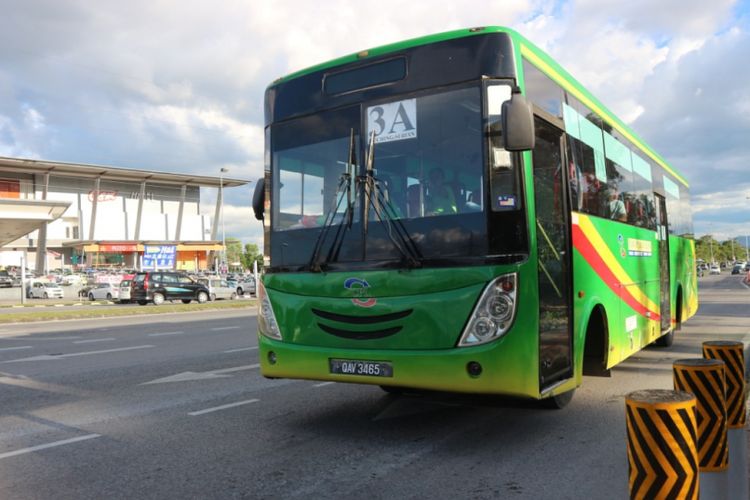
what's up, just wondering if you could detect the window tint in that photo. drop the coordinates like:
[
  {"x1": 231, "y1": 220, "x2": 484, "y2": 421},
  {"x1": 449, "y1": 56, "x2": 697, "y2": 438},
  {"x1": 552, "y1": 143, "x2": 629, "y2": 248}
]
[
  {"x1": 324, "y1": 58, "x2": 406, "y2": 95},
  {"x1": 178, "y1": 275, "x2": 193, "y2": 284},
  {"x1": 161, "y1": 274, "x2": 177, "y2": 284},
  {"x1": 523, "y1": 60, "x2": 563, "y2": 118}
]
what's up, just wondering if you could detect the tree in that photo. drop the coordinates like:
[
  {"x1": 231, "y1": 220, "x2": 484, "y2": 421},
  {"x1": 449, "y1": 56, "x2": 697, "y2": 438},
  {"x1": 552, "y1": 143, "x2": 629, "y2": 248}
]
[
  {"x1": 242, "y1": 243, "x2": 263, "y2": 271},
  {"x1": 225, "y1": 237, "x2": 243, "y2": 268}
]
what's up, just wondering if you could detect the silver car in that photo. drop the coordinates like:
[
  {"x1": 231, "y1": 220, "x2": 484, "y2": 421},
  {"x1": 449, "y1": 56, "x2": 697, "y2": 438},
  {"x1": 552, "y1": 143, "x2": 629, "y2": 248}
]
[
  {"x1": 201, "y1": 278, "x2": 237, "y2": 301},
  {"x1": 28, "y1": 281, "x2": 64, "y2": 299},
  {"x1": 119, "y1": 279, "x2": 132, "y2": 303}
]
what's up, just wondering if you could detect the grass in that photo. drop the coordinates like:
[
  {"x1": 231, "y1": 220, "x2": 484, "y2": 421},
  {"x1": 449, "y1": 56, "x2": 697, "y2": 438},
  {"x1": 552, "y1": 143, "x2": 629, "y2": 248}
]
[{"x1": 0, "y1": 299, "x2": 256, "y2": 324}]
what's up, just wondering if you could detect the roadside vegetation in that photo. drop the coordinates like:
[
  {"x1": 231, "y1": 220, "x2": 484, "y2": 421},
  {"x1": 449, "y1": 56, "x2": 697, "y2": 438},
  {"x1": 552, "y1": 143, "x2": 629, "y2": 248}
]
[{"x1": 0, "y1": 299, "x2": 255, "y2": 324}]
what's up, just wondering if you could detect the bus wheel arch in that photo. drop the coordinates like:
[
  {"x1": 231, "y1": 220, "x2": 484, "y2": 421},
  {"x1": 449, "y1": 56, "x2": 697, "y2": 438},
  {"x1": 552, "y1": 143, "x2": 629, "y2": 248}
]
[{"x1": 582, "y1": 304, "x2": 610, "y2": 377}]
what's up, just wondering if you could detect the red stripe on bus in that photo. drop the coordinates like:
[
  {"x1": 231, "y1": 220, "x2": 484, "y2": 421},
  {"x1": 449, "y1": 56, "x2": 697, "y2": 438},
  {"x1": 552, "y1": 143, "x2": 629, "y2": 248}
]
[{"x1": 571, "y1": 224, "x2": 661, "y2": 322}]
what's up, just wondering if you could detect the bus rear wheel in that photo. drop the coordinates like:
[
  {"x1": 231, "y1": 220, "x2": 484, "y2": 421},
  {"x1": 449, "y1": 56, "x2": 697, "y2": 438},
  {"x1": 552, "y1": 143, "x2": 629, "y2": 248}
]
[{"x1": 654, "y1": 330, "x2": 674, "y2": 347}]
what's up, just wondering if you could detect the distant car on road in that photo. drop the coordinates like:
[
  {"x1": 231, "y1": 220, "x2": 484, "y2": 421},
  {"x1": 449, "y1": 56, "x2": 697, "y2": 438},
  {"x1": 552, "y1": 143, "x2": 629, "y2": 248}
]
[
  {"x1": 28, "y1": 281, "x2": 64, "y2": 299},
  {"x1": 732, "y1": 264, "x2": 742, "y2": 275},
  {"x1": 88, "y1": 283, "x2": 119, "y2": 301},
  {"x1": 709, "y1": 265, "x2": 721, "y2": 275}
]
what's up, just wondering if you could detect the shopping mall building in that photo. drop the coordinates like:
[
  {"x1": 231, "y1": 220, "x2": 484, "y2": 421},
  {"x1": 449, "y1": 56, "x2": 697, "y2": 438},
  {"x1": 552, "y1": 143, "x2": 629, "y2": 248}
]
[{"x1": 0, "y1": 156, "x2": 249, "y2": 272}]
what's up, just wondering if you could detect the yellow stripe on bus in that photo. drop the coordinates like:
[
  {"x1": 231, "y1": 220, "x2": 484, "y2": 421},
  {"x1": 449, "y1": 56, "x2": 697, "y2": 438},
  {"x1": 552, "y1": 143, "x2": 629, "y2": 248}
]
[{"x1": 577, "y1": 214, "x2": 660, "y2": 314}]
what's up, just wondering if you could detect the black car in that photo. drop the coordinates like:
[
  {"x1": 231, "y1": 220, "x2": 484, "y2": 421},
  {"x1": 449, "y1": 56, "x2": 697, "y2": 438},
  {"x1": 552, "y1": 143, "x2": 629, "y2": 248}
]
[
  {"x1": 732, "y1": 264, "x2": 742, "y2": 275},
  {"x1": 131, "y1": 271, "x2": 209, "y2": 305}
]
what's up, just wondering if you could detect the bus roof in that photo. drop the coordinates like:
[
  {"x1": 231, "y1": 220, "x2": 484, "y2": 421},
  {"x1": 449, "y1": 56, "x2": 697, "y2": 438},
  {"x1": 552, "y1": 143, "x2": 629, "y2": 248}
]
[{"x1": 269, "y1": 26, "x2": 688, "y2": 187}]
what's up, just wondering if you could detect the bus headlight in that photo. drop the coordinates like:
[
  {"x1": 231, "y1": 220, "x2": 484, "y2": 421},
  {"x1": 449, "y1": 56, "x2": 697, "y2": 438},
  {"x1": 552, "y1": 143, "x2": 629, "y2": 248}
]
[
  {"x1": 257, "y1": 280, "x2": 282, "y2": 340},
  {"x1": 458, "y1": 273, "x2": 517, "y2": 347}
]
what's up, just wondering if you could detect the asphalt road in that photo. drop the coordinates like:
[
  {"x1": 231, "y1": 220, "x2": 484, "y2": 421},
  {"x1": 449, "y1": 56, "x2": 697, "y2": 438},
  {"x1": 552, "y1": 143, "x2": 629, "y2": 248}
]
[{"x1": 0, "y1": 274, "x2": 748, "y2": 499}]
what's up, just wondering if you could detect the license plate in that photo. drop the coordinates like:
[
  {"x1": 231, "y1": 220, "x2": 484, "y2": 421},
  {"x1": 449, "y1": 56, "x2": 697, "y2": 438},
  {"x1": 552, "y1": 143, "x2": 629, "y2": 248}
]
[{"x1": 329, "y1": 359, "x2": 393, "y2": 378}]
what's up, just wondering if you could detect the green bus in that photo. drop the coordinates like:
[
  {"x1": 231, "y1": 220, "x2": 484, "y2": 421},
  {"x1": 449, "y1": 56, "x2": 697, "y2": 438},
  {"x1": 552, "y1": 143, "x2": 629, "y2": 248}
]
[{"x1": 252, "y1": 26, "x2": 698, "y2": 407}]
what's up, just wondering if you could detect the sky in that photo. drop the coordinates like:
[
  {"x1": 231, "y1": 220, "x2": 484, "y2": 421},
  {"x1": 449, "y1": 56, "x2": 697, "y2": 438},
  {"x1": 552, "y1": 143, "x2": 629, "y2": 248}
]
[{"x1": 1, "y1": 0, "x2": 749, "y2": 247}]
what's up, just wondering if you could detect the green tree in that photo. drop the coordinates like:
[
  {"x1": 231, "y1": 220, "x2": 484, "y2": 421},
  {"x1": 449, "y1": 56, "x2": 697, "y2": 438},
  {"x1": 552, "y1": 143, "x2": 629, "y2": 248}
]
[
  {"x1": 225, "y1": 237, "x2": 243, "y2": 268},
  {"x1": 242, "y1": 243, "x2": 263, "y2": 271}
]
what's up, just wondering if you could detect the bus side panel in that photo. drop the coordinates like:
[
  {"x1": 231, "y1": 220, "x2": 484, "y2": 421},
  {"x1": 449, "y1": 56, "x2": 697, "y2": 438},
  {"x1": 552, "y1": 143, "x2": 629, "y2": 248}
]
[
  {"x1": 571, "y1": 213, "x2": 662, "y2": 369},
  {"x1": 669, "y1": 235, "x2": 698, "y2": 325}
]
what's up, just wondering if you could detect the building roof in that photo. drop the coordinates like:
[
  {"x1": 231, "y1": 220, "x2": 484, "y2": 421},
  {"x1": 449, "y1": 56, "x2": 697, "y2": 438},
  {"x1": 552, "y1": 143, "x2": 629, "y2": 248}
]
[
  {"x1": 0, "y1": 198, "x2": 71, "y2": 246},
  {"x1": 0, "y1": 156, "x2": 251, "y2": 188}
]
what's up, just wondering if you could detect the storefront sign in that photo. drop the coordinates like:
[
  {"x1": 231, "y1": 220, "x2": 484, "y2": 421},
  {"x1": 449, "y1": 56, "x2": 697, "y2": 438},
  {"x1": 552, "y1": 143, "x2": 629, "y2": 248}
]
[
  {"x1": 143, "y1": 245, "x2": 176, "y2": 269},
  {"x1": 100, "y1": 244, "x2": 138, "y2": 252}
]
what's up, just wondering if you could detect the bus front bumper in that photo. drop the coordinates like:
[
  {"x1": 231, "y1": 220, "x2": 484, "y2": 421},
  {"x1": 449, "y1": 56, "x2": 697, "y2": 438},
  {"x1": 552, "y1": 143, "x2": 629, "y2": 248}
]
[{"x1": 258, "y1": 336, "x2": 541, "y2": 398}]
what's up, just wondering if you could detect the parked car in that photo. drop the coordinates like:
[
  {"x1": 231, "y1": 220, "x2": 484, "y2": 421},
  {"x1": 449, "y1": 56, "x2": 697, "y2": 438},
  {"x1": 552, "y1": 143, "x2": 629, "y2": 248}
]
[
  {"x1": 235, "y1": 276, "x2": 256, "y2": 296},
  {"x1": 28, "y1": 281, "x2": 64, "y2": 299},
  {"x1": 198, "y1": 278, "x2": 237, "y2": 301},
  {"x1": 731, "y1": 264, "x2": 742, "y2": 275},
  {"x1": 709, "y1": 265, "x2": 721, "y2": 275},
  {"x1": 131, "y1": 271, "x2": 209, "y2": 305},
  {"x1": 0, "y1": 270, "x2": 13, "y2": 288},
  {"x1": 118, "y1": 279, "x2": 132, "y2": 303},
  {"x1": 88, "y1": 283, "x2": 119, "y2": 301}
]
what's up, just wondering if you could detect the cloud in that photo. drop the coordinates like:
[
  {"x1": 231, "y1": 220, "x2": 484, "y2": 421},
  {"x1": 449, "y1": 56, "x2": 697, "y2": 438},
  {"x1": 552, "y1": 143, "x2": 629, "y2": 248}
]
[{"x1": 0, "y1": 0, "x2": 746, "y2": 245}]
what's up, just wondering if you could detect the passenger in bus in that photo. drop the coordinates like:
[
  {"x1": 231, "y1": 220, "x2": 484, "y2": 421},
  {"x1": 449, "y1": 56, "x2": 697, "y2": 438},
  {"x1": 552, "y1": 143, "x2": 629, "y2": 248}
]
[
  {"x1": 425, "y1": 167, "x2": 457, "y2": 215},
  {"x1": 406, "y1": 184, "x2": 423, "y2": 218},
  {"x1": 607, "y1": 187, "x2": 627, "y2": 222}
]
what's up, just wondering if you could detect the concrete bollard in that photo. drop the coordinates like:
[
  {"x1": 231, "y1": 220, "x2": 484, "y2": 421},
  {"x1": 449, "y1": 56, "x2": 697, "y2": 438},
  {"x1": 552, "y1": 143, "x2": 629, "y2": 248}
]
[
  {"x1": 702, "y1": 340, "x2": 748, "y2": 499},
  {"x1": 673, "y1": 358, "x2": 729, "y2": 499},
  {"x1": 626, "y1": 389, "x2": 699, "y2": 499}
]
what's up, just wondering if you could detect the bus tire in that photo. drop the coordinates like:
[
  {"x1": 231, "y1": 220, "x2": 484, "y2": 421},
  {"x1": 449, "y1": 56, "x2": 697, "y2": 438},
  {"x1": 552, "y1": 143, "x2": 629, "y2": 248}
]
[
  {"x1": 379, "y1": 385, "x2": 404, "y2": 395},
  {"x1": 654, "y1": 329, "x2": 674, "y2": 347},
  {"x1": 541, "y1": 389, "x2": 575, "y2": 409}
]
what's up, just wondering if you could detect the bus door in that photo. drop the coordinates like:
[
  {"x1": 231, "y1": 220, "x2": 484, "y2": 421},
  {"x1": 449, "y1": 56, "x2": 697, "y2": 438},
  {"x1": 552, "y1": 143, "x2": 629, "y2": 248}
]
[
  {"x1": 531, "y1": 116, "x2": 573, "y2": 391},
  {"x1": 654, "y1": 194, "x2": 671, "y2": 332}
]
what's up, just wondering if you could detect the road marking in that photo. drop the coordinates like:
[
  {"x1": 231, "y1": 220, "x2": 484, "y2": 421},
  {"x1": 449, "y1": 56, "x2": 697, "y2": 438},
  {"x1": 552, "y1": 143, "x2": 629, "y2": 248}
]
[
  {"x1": 223, "y1": 347, "x2": 258, "y2": 353},
  {"x1": 0, "y1": 346, "x2": 33, "y2": 352},
  {"x1": 2, "y1": 345, "x2": 155, "y2": 363},
  {"x1": 313, "y1": 381, "x2": 335, "y2": 387},
  {"x1": 188, "y1": 399, "x2": 259, "y2": 416},
  {"x1": 22, "y1": 336, "x2": 82, "y2": 341},
  {"x1": 0, "y1": 434, "x2": 101, "y2": 460},
  {"x1": 148, "y1": 331, "x2": 184, "y2": 337},
  {"x1": 210, "y1": 326, "x2": 242, "y2": 331},
  {"x1": 73, "y1": 338, "x2": 116, "y2": 344},
  {"x1": 142, "y1": 364, "x2": 259, "y2": 384}
]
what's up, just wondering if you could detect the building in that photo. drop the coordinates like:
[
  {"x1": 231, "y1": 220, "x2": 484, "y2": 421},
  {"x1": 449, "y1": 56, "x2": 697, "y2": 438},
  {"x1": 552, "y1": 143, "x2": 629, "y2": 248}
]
[{"x1": 0, "y1": 156, "x2": 249, "y2": 272}]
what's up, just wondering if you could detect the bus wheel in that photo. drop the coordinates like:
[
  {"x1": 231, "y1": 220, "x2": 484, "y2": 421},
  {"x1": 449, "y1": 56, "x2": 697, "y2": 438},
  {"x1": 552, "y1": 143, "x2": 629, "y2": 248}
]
[
  {"x1": 379, "y1": 385, "x2": 404, "y2": 395},
  {"x1": 654, "y1": 330, "x2": 674, "y2": 347},
  {"x1": 542, "y1": 389, "x2": 575, "y2": 409}
]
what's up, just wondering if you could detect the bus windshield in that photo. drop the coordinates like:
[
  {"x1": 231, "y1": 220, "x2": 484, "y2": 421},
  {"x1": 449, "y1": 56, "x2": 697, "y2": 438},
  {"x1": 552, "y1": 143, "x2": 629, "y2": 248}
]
[{"x1": 270, "y1": 85, "x2": 495, "y2": 270}]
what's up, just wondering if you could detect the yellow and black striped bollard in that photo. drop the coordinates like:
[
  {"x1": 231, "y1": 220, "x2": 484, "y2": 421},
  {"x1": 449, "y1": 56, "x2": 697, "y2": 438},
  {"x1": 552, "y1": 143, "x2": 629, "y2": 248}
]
[
  {"x1": 626, "y1": 389, "x2": 699, "y2": 500},
  {"x1": 702, "y1": 341, "x2": 748, "y2": 499},
  {"x1": 673, "y1": 358, "x2": 728, "y2": 498}
]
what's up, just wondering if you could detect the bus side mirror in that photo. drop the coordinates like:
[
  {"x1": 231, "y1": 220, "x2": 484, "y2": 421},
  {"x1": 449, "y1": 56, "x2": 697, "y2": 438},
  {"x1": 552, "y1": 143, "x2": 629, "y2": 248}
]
[
  {"x1": 502, "y1": 93, "x2": 535, "y2": 151},
  {"x1": 252, "y1": 178, "x2": 265, "y2": 221}
]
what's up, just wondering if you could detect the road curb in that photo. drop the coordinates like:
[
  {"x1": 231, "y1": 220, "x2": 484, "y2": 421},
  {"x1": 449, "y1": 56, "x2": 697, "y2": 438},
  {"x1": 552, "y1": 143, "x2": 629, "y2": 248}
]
[{"x1": 9, "y1": 301, "x2": 116, "y2": 308}]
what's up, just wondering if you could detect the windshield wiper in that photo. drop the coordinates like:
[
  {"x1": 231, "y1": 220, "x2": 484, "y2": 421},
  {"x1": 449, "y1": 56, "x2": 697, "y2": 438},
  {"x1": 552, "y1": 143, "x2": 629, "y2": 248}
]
[
  {"x1": 308, "y1": 129, "x2": 357, "y2": 272},
  {"x1": 361, "y1": 131, "x2": 422, "y2": 268}
]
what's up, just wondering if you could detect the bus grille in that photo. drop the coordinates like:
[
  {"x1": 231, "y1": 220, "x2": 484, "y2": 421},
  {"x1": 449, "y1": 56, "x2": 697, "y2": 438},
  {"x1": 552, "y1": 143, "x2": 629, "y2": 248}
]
[{"x1": 311, "y1": 308, "x2": 413, "y2": 340}]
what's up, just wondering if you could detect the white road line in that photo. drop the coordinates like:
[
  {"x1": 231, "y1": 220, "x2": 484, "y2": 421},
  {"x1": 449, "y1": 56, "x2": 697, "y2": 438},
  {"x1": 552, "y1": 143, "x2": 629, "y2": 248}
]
[
  {"x1": 313, "y1": 381, "x2": 335, "y2": 387},
  {"x1": 148, "y1": 331, "x2": 185, "y2": 337},
  {"x1": 223, "y1": 347, "x2": 258, "y2": 353},
  {"x1": 22, "y1": 336, "x2": 82, "y2": 341},
  {"x1": 2, "y1": 345, "x2": 155, "y2": 363},
  {"x1": 73, "y1": 338, "x2": 116, "y2": 344},
  {"x1": 188, "y1": 399, "x2": 259, "y2": 416},
  {"x1": 0, "y1": 434, "x2": 101, "y2": 460},
  {"x1": 210, "y1": 326, "x2": 242, "y2": 331},
  {"x1": 0, "y1": 346, "x2": 33, "y2": 352}
]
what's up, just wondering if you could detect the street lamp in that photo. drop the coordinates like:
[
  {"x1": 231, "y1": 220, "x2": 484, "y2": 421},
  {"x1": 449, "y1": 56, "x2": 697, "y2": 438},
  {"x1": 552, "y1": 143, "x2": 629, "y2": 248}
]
[{"x1": 220, "y1": 167, "x2": 229, "y2": 273}]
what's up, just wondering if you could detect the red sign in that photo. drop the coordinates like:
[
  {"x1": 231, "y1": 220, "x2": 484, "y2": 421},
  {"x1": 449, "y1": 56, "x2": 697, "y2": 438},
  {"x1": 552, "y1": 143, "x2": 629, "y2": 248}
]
[
  {"x1": 100, "y1": 244, "x2": 137, "y2": 252},
  {"x1": 88, "y1": 190, "x2": 118, "y2": 202}
]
